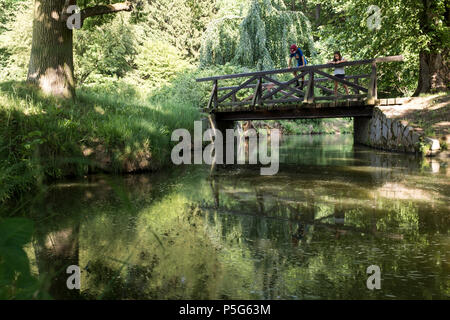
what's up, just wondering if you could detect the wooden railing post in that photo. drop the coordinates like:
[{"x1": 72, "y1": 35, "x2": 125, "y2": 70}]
[
  {"x1": 207, "y1": 80, "x2": 218, "y2": 110},
  {"x1": 353, "y1": 78, "x2": 359, "y2": 94},
  {"x1": 304, "y1": 71, "x2": 315, "y2": 103},
  {"x1": 251, "y1": 77, "x2": 263, "y2": 108},
  {"x1": 367, "y1": 62, "x2": 377, "y2": 104},
  {"x1": 213, "y1": 80, "x2": 218, "y2": 109}
]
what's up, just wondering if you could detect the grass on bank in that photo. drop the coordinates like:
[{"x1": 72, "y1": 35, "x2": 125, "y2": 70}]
[
  {"x1": 0, "y1": 63, "x2": 258, "y2": 206},
  {"x1": 0, "y1": 80, "x2": 200, "y2": 204}
]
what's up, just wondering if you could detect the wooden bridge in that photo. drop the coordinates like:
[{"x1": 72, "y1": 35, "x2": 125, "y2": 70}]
[{"x1": 196, "y1": 56, "x2": 403, "y2": 122}]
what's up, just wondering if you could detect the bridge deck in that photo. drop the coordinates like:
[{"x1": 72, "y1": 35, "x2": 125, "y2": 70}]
[{"x1": 209, "y1": 98, "x2": 407, "y2": 121}]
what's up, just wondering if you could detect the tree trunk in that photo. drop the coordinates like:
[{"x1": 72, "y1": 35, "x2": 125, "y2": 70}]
[
  {"x1": 414, "y1": 0, "x2": 449, "y2": 96},
  {"x1": 414, "y1": 49, "x2": 450, "y2": 96},
  {"x1": 27, "y1": 0, "x2": 75, "y2": 99}
]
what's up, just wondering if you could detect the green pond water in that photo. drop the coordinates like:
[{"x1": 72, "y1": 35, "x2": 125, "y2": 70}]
[{"x1": 24, "y1": 135, "x2": 449, "y2": 299}]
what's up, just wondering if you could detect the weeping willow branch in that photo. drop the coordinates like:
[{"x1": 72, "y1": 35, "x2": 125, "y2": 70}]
[{"x1": 199, "y1": 0, "x2": 316, "y2": 70}]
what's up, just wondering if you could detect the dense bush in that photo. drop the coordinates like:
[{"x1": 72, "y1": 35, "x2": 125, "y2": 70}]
[
  {"x1": 74, "y1": 14, "x2": 137, "y2": 84},
  {"x1": 131, "y1": 0, "x2": 217, "y2": 59},
  {"x1": 0, "y1": 0, "x2": 32, "y2": 81},
  {"x1": 135, "y1": 39, "x2": 192, "y2": 89}
]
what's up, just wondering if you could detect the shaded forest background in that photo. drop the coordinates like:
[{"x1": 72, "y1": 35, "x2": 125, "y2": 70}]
[{"x1": 1, "y1": 0, "x2": 448, "y2": 96}]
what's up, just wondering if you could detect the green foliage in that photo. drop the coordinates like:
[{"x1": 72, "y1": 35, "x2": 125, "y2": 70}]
[
  {"x1": 134, "y1": 39, "x2": 192, "y2": 89},
  {"x1": 304, "y1": 0, "x2": 449, "y2": 95},
  {"x1": 0, "y1": 218, "x2": 49, "y2": 299},
  {"x1": 277, "y1": 118, "x2": 353, "y2": 135},
  {"x1": 0, "y1": 1, "x2": 208, "y2": 87},
  {"x1": 440, "y1": 140, "x2": 447, "y2": 150},
  {"x1": 236, "y1": 0, "x2": 316, "y2": 69},
  {"x1": 150, "y1": 63, "x2": 256, "y2": 109},
  {"x1": 418, "y1": 140, "x2": 431, "y2": 156},
  {"x1": 0, "y1": 81, "x2": 200, "y2": 204},
  {"x1": 0, "y1": 0, "x2": 215, "y2": 204},
  {"x1": 0, "y1": 6, "x2": 137, "y2": 86},
  {"x1": 199, "y1": 16, "x2": 243, "y2": 67},
  {"x1": 131, "y1": 0, "x2": 217, "y2": 59},
  {"x1": 74, "y1": 14, "x2": 137, "y2": 84},
  {"x1": 0, "y1": 0, "x2": 26, "y2": 34},
  {"x1": 0, "y1": 0, "x2": 32, "y2": 82},
  {"x1": 200, "y1": 0, "x2": 316, "y2": 70}
]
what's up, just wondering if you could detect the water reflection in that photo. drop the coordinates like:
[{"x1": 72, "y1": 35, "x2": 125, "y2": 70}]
[{"x1": 24, "y1": 135, "x2": 450, "y2": 299}]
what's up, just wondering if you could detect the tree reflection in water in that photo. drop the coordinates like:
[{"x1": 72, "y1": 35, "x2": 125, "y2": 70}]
[{"x1": 21, "y1": 135, "x2": 449, "y2": 299}]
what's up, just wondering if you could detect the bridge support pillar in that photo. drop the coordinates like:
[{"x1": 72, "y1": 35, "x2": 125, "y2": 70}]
[
  {"x1": 354, "y1": 116, "x2": 371, "y2": 146},
  {"x1": 208, "y1": 114, "x2": 235, "y2": 166},
  {"x1": 208, "y1": 114, "x2": 234, "y2": 133},
  {"x1": 353, "y1": 108, "x2": 435, "y2": 154}
]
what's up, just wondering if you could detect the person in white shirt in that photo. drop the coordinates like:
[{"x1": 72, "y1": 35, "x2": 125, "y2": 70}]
[{"x1": 329, "y1": 51, "x2": 349, "y2": 96}]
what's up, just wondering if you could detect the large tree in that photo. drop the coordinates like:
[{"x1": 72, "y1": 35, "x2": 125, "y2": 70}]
[
  {"x1": 413, "y1": 0, "x2": 449, "y2": 95},
  {"x1": 27, "y1": 0, "x2": 134, "y2": 99}
]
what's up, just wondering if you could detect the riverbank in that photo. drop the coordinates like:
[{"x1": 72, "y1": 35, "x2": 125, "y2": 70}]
[
  {"x1": 379, "y1": 93, "x2": 449, "y2": 152},
  {"x1": 0, "y1": 81, "x2": 200, "y2": 204}
]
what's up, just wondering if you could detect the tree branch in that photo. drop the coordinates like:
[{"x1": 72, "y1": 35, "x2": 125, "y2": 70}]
[{"x1": 81, "y1": 1, "x2": 133, "y2": 21}]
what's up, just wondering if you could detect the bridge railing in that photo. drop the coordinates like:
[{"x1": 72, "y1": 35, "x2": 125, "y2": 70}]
[{"x1": 196, "y1": 56, "x2": 403, "y2": 111}]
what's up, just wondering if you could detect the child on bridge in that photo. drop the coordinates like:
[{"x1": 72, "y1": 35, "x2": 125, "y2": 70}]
[{"x1": 329, "y1": 51, "x2": 349, "y2": 96}]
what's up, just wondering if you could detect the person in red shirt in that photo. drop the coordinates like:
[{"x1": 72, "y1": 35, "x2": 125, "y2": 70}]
[{"x1": 288, "y1": 44, "x2": 307, "y2": 89}]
